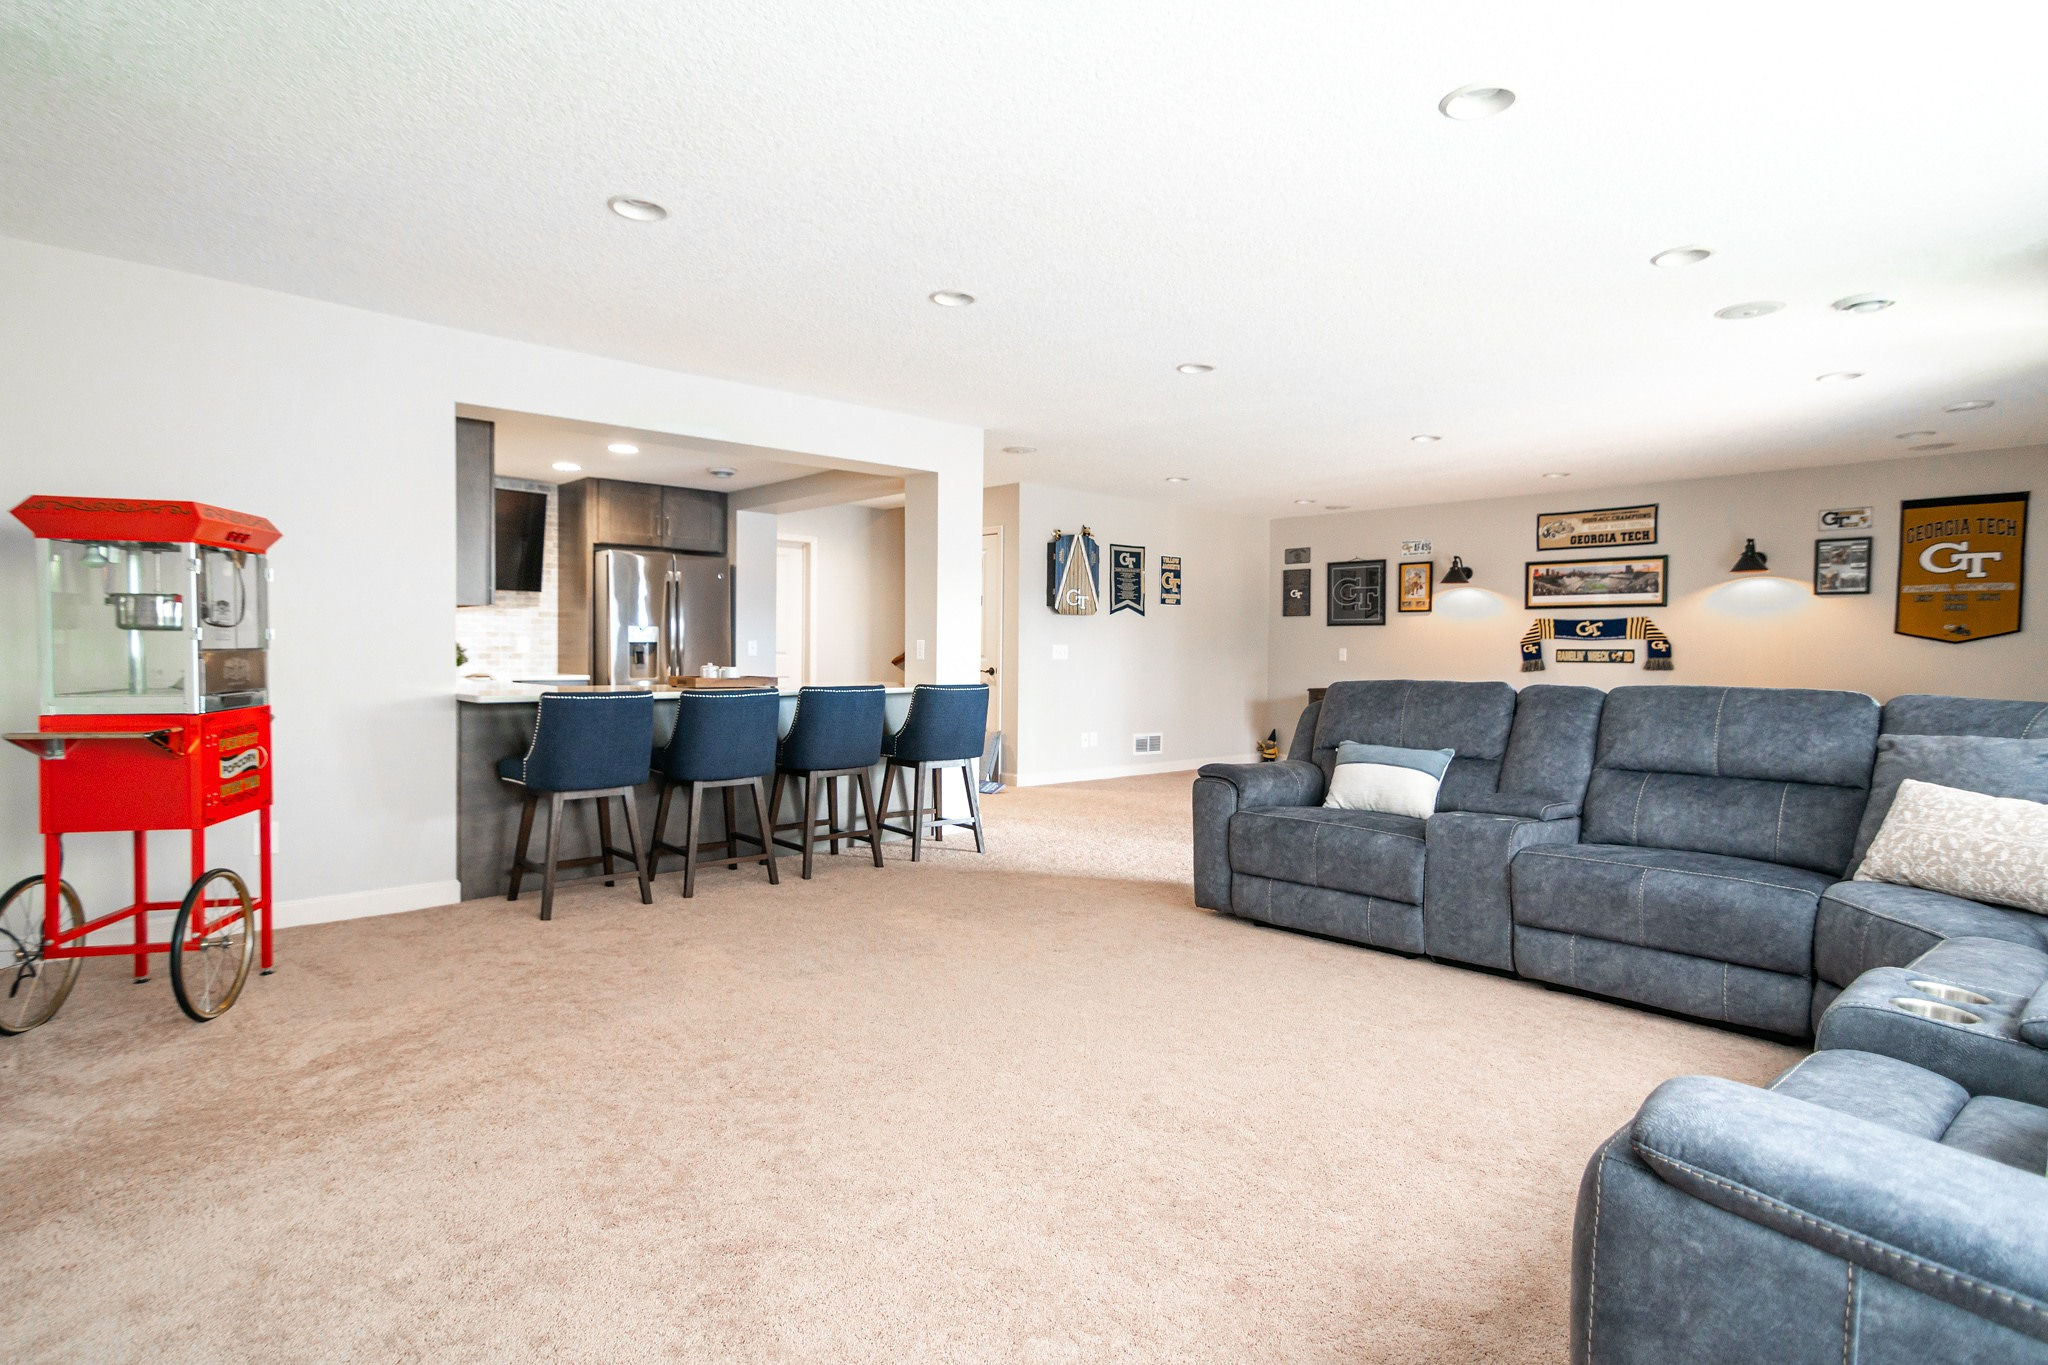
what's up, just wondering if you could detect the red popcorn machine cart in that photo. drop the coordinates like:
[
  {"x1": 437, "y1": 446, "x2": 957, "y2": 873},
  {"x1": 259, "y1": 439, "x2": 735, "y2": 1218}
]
[{"x1": 2, "y1": 496, "x2": 279, "y2": 1032}]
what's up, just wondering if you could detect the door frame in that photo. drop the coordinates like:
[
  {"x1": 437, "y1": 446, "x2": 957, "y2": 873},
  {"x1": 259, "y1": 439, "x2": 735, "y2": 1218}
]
[
  {"x1": 981, "y1": 524, "x2": 1005, "y2": 741},
  {"x1": 775, "y1": 535, "x2": 818, "y2": 687}
]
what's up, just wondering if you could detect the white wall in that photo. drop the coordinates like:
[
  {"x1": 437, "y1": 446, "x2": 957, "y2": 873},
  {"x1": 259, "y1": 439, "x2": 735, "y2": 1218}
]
[
  {"x1": 996, "y1": 483, "x2": 1267, "y2": 785},
  {"x1": 774, "y1": 504, "x2": 905, "y2": 684},
  {"x1": 0, "y1": 238, "x2": 982, "y2": 921},
  {"x1": 1265, "y1": 444, "x2": 2048, "y2": 737}
]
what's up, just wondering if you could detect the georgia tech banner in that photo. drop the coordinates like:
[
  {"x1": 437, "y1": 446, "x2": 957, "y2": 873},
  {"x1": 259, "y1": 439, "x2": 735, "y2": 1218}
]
[
  {"x1": 1521, "y1": 616, "x2": 1672, "y2": 671},
  {"x1": 1109, "y1": 544, "x2": 1144, "y2": 615},
  {"x1": 1896, "y1": 492, "x2": 2028, "y2": 643},
  {"x1": 1046, "y1": 527, "x2": 1100, "y2": 615}
]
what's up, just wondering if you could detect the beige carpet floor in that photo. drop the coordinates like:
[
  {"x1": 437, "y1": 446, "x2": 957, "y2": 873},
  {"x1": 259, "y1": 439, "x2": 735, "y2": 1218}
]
[{"x1": 2, "y1": 772, "x2": 1799, "y2": 1362}]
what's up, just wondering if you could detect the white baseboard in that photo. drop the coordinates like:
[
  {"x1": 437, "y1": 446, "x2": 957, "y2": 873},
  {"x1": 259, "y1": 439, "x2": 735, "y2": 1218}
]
[
  {"x1": 274, "y1": 879, "x2": 464, "y2": 930},
  {"x1": 1015, "y1": 753, "x2": 1252, "y2": 787}
]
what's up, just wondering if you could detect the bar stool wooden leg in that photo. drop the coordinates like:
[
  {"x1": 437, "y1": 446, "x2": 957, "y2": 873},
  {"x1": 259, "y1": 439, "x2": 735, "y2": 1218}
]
[
  {"x1": 721, "y1": 787, "x2": 739, "y2": 863},
  {"x1": 911, "y1": 762, "x2": 927, "y2": 862},
  {"x1": 933, "y1": 768, "x2": 945, "y2": 842},
  {"x1": 596, "y1": 798, "x2": 617, "y2": 886},
  {"x1": 619, "y1": 793, "x2": 653, "y2": 903},
  {"x1": 964, "y1": 759, "x2": 986, "y2": 853},
  {"x1": 540, "y1": 791, "x2": 565, "y2": 921},
  {"x1": 508, "y1": 793, "x2": 537, "y2": 900},
  {"x1": 827, "y1": 776, "x2": 842, "y2": 856},
  {"x1": 648, "y1": 782, "x2": 675, "y2": 878},
  {"x1": 857, "y1": 770, "x2": 884, "y2": 868},
  {"x1": 801, "y1": 774, "x2": 821, "y2": 880},
  {"x1": 751, "y1": 777, "x2": 780, "y2": 885},
  {"x1": 682, "y1": 780, "x2": 704, "y2": 898}
]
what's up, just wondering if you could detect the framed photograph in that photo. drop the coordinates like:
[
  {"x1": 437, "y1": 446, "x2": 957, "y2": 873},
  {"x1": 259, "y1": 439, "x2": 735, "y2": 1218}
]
[
  {"x1": 1327, "y1": 559, "x2": 1386, "y2": 626},
  {"x1": 1283, "y1": 546, "x2": 1312, "y2": 566},
  {"x1": 1281, "y1": 567, "x2": 1310, "y2": 616},
  {"x1": 1535, "y1": 503, "x2": 1658, "y2": 552},
  {"x1": 1398, "y1": 560, "x2": 1433, "y2": 613},
  {"x1": 1819, "y1": 507, "x2": 1873, "y2": 531},
  {"x1": 1814, "y1": 536, "x2": 1873, "y2": 595},
  {"x1": 1524, "y1": 555, "x2": 1667, "y2": 610}
]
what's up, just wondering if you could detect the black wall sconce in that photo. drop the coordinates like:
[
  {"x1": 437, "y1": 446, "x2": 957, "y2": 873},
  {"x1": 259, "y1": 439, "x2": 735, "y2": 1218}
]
[
  {"x1": 1729, "y1": 538, "x2": 1770, "y2": 574},
  {"x1": 1439, "y1": 556, "x2": 1474, "y2": 585}
]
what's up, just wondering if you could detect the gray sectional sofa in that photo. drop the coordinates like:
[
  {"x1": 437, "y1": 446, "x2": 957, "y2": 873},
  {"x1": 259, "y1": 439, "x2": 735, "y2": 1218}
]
[{"x1": 1195, "y1": 680, "x2": 2048, "y2": 1039}]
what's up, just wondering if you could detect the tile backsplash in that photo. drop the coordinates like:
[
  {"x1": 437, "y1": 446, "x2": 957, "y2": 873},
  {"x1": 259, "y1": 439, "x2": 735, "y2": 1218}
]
[{"x1": 456, "y1": 478, "x2": 561, "y2": 679}]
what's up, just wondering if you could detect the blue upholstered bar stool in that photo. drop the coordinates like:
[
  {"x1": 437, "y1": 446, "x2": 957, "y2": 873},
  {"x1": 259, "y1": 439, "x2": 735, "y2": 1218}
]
[
  {"x1": 498, "y1": 691, "x2": 654, "y2": 921},
  {"x1": 771, "y1": 685, "x2": 887, "y2": 879},
  {"x1": 881, "y1": 683, "x2": 990, "y2": 860},
  {"x1": 648, "y1": 687, "x2": 781, "y2": 897}
]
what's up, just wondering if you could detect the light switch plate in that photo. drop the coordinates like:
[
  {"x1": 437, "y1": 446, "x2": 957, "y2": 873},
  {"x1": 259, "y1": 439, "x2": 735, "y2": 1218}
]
[
  {"x1": 916, "y1": 639, "x2": 926, "y2": 660},
  {"x1": 1052, "y1": 644, "x2": 1070, "y2": 661},
  {"x1": 746, "y1": 640, "x2": 758, "y2": 656},
  {"x1": 1338, "y1": 647, "x2": 1348, "y2": 662}
]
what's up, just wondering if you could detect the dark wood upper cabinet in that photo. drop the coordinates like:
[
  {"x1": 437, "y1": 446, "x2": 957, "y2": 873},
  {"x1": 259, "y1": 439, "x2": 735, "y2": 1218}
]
[
  {"x1": 661, "y1": 486, "x2": 726, "y2": 554},
  {"x1": 595, "y1": 479, "x2": 663, "y2": 546},
  {"x1": 454, "y1": 417, "x2": 494, "y2": 606},
  {"x1": 562, "y1": 478, "x2": 727, "y2": 556}
]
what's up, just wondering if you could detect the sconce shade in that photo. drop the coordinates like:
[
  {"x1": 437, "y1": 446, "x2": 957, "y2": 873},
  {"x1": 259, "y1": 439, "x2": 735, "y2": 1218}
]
[
  {"x1": 1730, "y1": 538, "x2": 1770, "y2": 574},
  {"x1": 1440, "y1": 556, "x2": 1474, "y2": 585}
]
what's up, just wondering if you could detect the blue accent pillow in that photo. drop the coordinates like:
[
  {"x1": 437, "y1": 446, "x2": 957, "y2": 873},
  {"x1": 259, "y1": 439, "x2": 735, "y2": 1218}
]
[{"x1": 1325, "y1": 742, "x2": 1457, "y2": 817}]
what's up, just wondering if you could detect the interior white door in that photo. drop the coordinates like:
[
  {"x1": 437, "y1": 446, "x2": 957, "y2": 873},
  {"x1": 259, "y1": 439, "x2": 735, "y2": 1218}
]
[
  {"x1": 775, "y1": 539, "x2": 811, "y2": 688},
  {"x1": 980, "y1": 528, "x2": 1004, "y2": 738}
]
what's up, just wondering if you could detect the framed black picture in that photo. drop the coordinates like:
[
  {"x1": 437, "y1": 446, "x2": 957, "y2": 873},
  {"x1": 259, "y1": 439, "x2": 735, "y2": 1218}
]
[
  {"x1": 1327, "y1": 559, "x2": 1386, "y2": 626},
  {"x1": 1814, "y1": 536, "x2": 1873, "y2": 596},
  {"x1": 1281, "y1": 567, "x2": 1310, "y2": 616},
  {"x1": 1524, "y1": 555, "x2": 1667, "y2": 610}
]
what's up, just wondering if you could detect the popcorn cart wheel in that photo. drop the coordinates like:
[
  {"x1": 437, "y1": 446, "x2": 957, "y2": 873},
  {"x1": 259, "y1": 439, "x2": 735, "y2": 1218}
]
[{"x1": 3, "y1": 496, "x2": 280, "y2": 1032}]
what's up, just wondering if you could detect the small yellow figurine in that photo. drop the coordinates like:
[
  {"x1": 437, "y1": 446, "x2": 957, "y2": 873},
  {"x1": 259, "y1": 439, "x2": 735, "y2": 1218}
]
[{"x1": 1255, "y1": 729, "x2": 1280, "y2": 762}]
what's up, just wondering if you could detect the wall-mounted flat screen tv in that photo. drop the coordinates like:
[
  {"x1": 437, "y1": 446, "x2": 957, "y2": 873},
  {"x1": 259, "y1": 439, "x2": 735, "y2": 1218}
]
[{"x1": 494, "y1": 488, "x2": 547, "y2": 592}]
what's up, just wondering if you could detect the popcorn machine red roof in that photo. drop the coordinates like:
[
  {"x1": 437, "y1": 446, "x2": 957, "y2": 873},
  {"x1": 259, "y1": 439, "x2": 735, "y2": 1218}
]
[{"x1": 3, "y1": 496, "x2": 281, "y2": 1032}]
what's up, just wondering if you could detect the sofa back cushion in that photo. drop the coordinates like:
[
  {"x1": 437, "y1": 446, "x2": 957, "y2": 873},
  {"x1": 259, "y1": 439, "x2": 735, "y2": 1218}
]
[
  {"x1": 1311, "y1": 680, "x2": 1515, "y2": 813},
  {"x1": 1286, "y1": 699, "x2": 1322, "y2": 763},
  {"x1": 1848, "y1": 734, "x2": 2048, "y2": 870},
  {"x1": 1494, "y1": 684, "x2": 1607, "y2": 804},
  {"x1": 1583, "y1": 685, "x2": 1879, "y2": 874},
  {"x1": 1882, "y1": 694, "x2": 2048, "y2": 739}
]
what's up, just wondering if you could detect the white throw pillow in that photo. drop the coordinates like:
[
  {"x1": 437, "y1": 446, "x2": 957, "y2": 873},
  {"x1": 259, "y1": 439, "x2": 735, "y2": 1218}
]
[
  {"x1": 1854, "y1": 778, "x2": 2048, "y2": 915},
  {"x1": 1323, "y1": 742, "x2": 1455, "y2": 820}
]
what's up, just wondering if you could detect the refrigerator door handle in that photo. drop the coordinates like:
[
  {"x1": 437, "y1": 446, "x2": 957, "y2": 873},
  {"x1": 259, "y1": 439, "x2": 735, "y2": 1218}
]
[{"x1": 662, "y1": 567, "x2": 677, "y2": 679}]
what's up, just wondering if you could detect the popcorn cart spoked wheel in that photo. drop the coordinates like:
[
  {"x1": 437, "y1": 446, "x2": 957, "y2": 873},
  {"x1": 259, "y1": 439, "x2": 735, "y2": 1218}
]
[{"x1": 2, "y1": 496, "x2": 281, "y2": 1033}]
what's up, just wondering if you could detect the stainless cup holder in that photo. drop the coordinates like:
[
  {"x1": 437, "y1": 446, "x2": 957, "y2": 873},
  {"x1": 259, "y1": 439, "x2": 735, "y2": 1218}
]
[
  {"x1": 1891, "y1": 997, "x2": 1983, "y2": 1027},
  {"x1": 1909, "y1": 980, "x2": 1992, "y2": 1007}
]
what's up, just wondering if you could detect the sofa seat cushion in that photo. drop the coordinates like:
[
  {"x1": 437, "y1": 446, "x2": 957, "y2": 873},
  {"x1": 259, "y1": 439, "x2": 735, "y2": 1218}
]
[
  {"x1": 1813, "y1": 879, "x2": 2048, "y2": 989},
  {"x1": 1769, "y1": 1050, "x2": 2048, "y2": 1175},
  {"x1": 1228, "y1": 806, "x2": 1426, "y2": 904},
  {"x1": 1512, "y1": 843, "x2": 1833, "y2": 976}
]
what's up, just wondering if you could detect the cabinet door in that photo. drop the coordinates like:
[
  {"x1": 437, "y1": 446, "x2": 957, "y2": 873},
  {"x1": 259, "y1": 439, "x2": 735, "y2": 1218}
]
[
  {"x1": 661, "y1": 486, "x2": 727, "y2": 554},
  {"x1": 596, "y1": 480, "x2": 663, "y2": 546},
  {"x1": 455, "y1": 417, "x2": 494, "y2": 605}
]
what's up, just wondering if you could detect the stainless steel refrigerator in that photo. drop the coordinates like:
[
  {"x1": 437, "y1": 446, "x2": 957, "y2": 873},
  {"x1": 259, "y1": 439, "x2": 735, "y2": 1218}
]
[{"x1": 591, "y1": 548, "x2": 731, "y2": 684}]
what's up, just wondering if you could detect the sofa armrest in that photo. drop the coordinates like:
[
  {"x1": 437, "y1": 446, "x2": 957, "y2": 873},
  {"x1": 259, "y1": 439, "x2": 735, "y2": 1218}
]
[
  {"x1": 1191, "y1": 761, "x2": 1324, "y2": 914},
  {"x1": 1453, "y1": 790, "x2": 1582, "y2": 820},
  {"x1": 1631, "y1": 1073, "x2": 2048, "y2": 1343},
  {"x1": 1422, "y1": 811, "x2": 1580, "y2": 969}
]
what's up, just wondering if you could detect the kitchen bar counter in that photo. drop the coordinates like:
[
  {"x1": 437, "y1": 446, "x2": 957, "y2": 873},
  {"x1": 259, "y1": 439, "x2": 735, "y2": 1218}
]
[{"x1": 455, "y1": 683, "x2": 916, "y2": 901}]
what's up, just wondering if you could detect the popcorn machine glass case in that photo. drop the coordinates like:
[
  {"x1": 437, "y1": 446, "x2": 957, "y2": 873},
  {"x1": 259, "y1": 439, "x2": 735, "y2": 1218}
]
[{"x1": 41, "y1": 537, "x2": 270, "y2": 714}]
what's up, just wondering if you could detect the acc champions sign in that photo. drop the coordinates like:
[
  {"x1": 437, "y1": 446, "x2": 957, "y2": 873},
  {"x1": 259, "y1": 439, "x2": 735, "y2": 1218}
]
[{"x1": 1896, "y1": 492, "x2": 2028, "y2": 643}]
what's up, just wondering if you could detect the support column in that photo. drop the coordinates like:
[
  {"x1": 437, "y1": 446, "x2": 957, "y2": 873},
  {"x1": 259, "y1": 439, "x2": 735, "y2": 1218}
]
[{"x1": 902, "y1": 469, "x2": 982, "y2": 685}]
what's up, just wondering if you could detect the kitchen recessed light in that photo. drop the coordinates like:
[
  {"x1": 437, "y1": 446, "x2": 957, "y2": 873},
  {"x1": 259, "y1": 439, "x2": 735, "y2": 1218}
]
[
  {"x1": 1325, "y1": 505, "x2": 1352, "y2": 512},
  {"x1": 1176, "y1": 362, "x2": 1215, "y2": 374},
  {"x1": 707, "y1": 467, "x2": 737, "y2": 479},
  {"x1": 1164, "y1": 476, "x2": 1190, "y2": 484},
  {"x1": 1909, "y1": 442, "x2": 1957, "y2": 451},
  {"x1": 1895, "y1": 430, "x2": 1937, "y2": 439},
  {"x1": 928, "y1": 290, "x2": 975, "y2": 307},
  {"x1": 1410, "y1": 434, "x2": 1442, "y2": 443},
  {"x1": 1832, "y1": 294, "x2": 1893, "y2": 313},
  {"x1": 1542, "y1": 472, "x2": 1571, "y2": 479},
  {"x1": 1714, "y1": 301, "x2": 1783, "y2": 320},
  {"x1": 1438, "y1": 85, "x2": 1516, "y2": 120},
  {"x1": 606, "y1": 196, "x2": 666, "y2": 222},
  {"x1": 1001, "y1": 446, "x2": 1036, "y2": 455},
  {"x1": 551, "y1": 461, "x2": 582, "y2": 473},
  {"x1": 607, "y1": 442, "x2": 639, "y2": 455},
  {"x1": 1815, "y1": 371, "x2": 1863, "y2": 383},
  {"x1": 1293, "y1": 499, "x2": 1318, "y2": 505},
  {"x1": 1651, "y1": 246, "x2": 1712, "y2": 268},
  {"x1": 1943, "y1": 399, "x2": 1994, "y2": 412}
]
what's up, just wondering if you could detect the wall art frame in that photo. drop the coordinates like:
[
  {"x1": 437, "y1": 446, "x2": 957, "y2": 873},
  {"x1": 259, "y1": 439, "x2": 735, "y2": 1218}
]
[
  {"x1": 1524, "y1": 555, "x2": 1668, "y2": 610},
  {"x1": 1327, "y1": 559, "x2": 1386, "y2": 626}
]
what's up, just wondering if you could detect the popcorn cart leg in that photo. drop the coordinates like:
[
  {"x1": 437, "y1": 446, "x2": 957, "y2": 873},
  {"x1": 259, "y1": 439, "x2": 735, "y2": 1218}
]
[
  {"x1": 131, "y1": 831, "x2": 151, "y2": 983},
  {"x1": 44, "y1": 834, "x2": 61, "y2": 947},
  {"x1": 259, "y1": 807, "x2": 274, "y2": 974}
]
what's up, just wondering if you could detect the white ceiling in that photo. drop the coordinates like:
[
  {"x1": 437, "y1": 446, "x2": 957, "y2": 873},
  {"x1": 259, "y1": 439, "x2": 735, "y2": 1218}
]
[
  {"x1": 5, "y1": 2, "x2": 2047, "y2": 517},
  {"x1": 465, "y1": 406, "x2": 825, "y2": 492}
]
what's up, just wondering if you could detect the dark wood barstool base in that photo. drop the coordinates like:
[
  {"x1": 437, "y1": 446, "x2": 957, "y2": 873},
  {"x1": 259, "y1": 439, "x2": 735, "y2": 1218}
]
[
  {"x1": 650, "y1": 775, "x2": 779, "y2": 897},
  {"x1": 770, "y1": 766, "x2": 884, "y2": 879},
  {"x1": 880, "y1": 759, "x2": 986, "y2": 861},
  {"x1": 507, "y1": 786, "x2": 653, "y2": 921}
]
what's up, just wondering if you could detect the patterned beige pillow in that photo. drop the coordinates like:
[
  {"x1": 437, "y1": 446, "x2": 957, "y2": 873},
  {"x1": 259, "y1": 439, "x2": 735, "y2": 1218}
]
[{"x1": 1854, "y1": 779, "x2": 2048, "y2": 914}]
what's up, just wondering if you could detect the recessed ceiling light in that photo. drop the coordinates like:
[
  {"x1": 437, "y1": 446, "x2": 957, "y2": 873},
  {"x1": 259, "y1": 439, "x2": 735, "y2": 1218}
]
[
  {"x1": 551, "y1": 461, "x2": 582, "y2": 473},
  {"x1": 1293, "y1": 498, "x2": 1318, "y2": 505},
  {"x1": 1943, "y1": 399, "x2": 1994, "y2": 412},
  {"x1": 928, "y1": 290, "x2": 975, "y2": 307},
  {"x1": 1164, "y1": 476, "x2": 1190, "y2": 484},
  {"x1": 1438, "y1": 85, "x2": 1516, "y2": 120},
  {"x1": 606, "y1": 196, "x2": 666, "y2": 222},
  {"x1": 1832, "y1": 294, "x2": 1893, "y2": 313},
  {"x1": 1651, "y1": 246, "x2": 1712, "y2": 268},
  {"x1": 1815, "y1": 371, "x2": 1864, "y2": 383},
  {"x1": 1325, "y1": 505, "x2": 1352, "y2": 512},
  {"x1": 1542, "y1": 472, "x2": 1571, "y2": 479},
  {"x1": 1001, "y1": 445, "x2": 1036, "y2": 455},
  {"x1": 1410, "y1": 434, "x2": 1442, "y2": 443},
  {"x1": 1895, "y1": 430, "x2": 1937, "y2": 439},
  {"x1": 1176, "y1": 362, "x2": 1215, "y2": 374},
  {"x1": 607, "y1": 442, "x2": 639, "y2": 455},
  {"x1": 1714, "y1": 301, "x2": 1783, "y2": 320},
  {"x1": 1909, "y1": 442, "x2": 1957, "y2": 451},
  {"x1": 707, "y1": 467, "x2": 737, "y2": 479}
]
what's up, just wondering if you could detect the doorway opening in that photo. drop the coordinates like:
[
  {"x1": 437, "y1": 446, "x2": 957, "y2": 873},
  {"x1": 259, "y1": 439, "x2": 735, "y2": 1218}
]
[{"x1": 775, "y1": 537, "x2": 815, "y2": 688}]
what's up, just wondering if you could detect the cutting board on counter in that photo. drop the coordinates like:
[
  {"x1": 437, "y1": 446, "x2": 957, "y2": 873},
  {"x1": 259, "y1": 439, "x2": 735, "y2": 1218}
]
[{"x1": 670, "y1": 675, "x2": 781, "y2": 689}]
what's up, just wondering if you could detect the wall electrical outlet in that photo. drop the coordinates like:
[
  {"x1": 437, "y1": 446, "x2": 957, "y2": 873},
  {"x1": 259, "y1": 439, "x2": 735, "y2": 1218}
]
[
  {"x1": 746, "y1": 640, "x2": 758, "y2": 657},
  {"x1": 1338, "y1": 647, "x2": 1348, "y2": 662},
  {"x1": 1079, "y1": 731, "x2": 1098, "y2": 749},
  {"x1": 1052, "y1": 644, "x2": 1069, "y2": 661}
]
